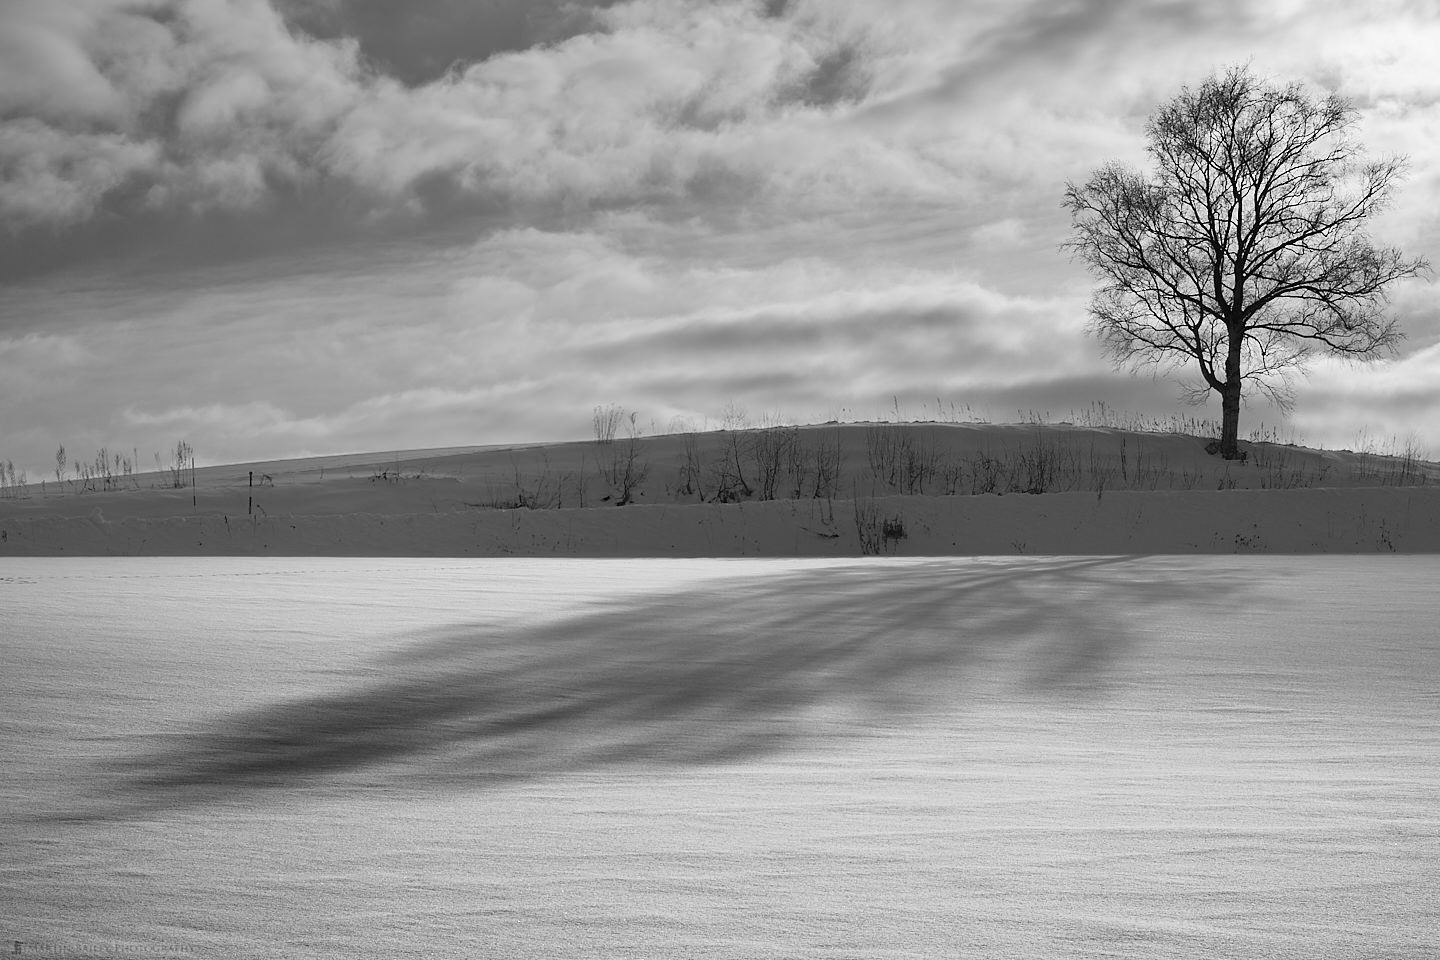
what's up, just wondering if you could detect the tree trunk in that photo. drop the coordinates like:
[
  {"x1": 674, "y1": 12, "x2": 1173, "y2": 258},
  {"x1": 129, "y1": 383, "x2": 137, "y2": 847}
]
[
  {"x1": 1219, "y1": 382, "x2": 1242, "y2": 459},
  {"x1": 1218, "y1": 330, "x2": 1244, "y2": 460}
]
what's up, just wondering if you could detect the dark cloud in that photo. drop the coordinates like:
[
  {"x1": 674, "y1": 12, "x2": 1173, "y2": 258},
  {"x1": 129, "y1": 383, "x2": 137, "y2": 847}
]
[
  {"x1": 638, "y1": 369, "x2": 822, "y2": 408},
  {"x1": 587, "y1": 305, "x2": 968, "y2": 362},
  {"x1": 977, "y1": 373, "x2": 1220, "y2": 424},
  {"x1": 276, "y1": 0, "x2": 621, "y2": 86},
  {"x1": 0, "y1": 185, "x2": 360, "y2": 285},
  {"x1": 781, "y1": 42, "x2": 870, "y2": 108}
]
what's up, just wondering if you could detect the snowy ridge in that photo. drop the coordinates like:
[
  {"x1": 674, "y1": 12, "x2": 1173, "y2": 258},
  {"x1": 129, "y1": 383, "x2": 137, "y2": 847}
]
[
  {"x1": 2, "y1": 423, "x2": 1436, "y2": 556},
  {"x1": 1, "y1": 487, "x2": 1436, "y2": 556}
]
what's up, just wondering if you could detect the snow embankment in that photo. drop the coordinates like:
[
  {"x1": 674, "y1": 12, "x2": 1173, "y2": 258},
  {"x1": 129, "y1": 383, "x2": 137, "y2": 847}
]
[{"x1": 1, "y1": 487, "x2": 1436, "y2": 556}]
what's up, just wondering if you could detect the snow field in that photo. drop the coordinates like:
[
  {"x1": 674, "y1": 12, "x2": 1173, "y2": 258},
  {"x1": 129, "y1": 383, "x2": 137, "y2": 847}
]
[{"x1": 2, "y1": 557, "x2": 1437, "y2": 958}]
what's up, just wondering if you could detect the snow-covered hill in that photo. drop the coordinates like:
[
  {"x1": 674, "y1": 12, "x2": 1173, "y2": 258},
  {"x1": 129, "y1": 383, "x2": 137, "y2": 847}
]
[{"x1": 2, "y1": 422, "x2": 1436, "y2": 555}]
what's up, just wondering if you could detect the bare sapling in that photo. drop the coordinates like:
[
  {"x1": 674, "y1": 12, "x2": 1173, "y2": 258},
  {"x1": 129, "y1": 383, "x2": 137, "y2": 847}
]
[
  {"x1": 510, "y1": 453, "x2": 558, "y2": 509},
  {"x1": 938, "y1": 453, "x2": 964, "y2": 496},
  {"x1": 575, "y1": 453, "x2": 590, "y2": 508},
  {"x1": 865, "y1": 425, "x2": 905, "y2": 491},
  {"x1": 852, "y1": 481, "x2": 883, "y2": 555},
  {"x1": 1014, "y1": 430, "x2": 1056, "y2": 494},
  {"x1": 900, "y1": 428, "x2": 940, "y2": 495},
  {"x1": 748, "y1": 422, "x2": 798, "y2": 501},
  {"x1": 783, "y1": 429, "x2": 810, "y2": 499},
  {"x1": 851, "y1": 479, "x2": 907, "y2": 555},
  {"x1": 90, "y1": 447, "x2": 116, "y2": 491},
  {"x1": 593, "y1": 404, "x2": 624, "y2": 445},
  {"x1": 810, "y1": 430, "x2": 843, "y2": 499},
  {"x1": 167, "y1": 440, "x2": 193, "y2": 489},
  {"x1": 602, "y1": 412, "x2": 650, "y2": 506},
  {"x1": 677, "y1": 431, "x2": 706, "y2": 501},
  {"x1": 0, "y1": 460, "x2": 17, "y2": 499},
  {"x1": 708, "y1": 403, "x2": 753, "y2": 501},
  {"x1": 967, "y1": 448, "x2": 1003, "y2": 495}
]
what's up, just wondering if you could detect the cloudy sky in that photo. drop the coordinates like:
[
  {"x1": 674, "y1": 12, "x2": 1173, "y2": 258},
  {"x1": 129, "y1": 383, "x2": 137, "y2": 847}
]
[{"x1": 2, "y1": 0, "x2": 1437, "y2": 477}]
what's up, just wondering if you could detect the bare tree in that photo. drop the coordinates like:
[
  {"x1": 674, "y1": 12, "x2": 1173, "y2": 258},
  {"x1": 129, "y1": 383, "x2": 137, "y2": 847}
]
[{"x1": 1064, "y1": 65, "x2": 1429, "y2": 459}]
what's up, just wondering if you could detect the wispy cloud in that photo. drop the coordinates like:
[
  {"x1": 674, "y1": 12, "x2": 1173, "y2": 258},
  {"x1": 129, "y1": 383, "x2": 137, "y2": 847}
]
[
  {"x1": 5, "y1": 223, "x2": 1120, "y2": 465},
  {"x1": 1296, "y1": 344, "x2": 1440, "y2": 451}
]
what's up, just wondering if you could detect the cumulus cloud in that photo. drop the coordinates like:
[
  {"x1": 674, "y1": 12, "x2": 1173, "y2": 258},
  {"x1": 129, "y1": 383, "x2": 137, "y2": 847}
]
[
  {"x1": 6, "y1": 0, "x2": 1438, "y2": 251},
  {"x1": 0, "y1": 0, "x2": 366, "y2": 227},
  {"x1": 0, "y1": 0, "x2": 915, "y2": 232},
  {"x1": 315, "y1": 0, "x2": 938, "y2": 212},
  {"x1": 0, "y1": 121, "x2": 161, "y2": 224}
]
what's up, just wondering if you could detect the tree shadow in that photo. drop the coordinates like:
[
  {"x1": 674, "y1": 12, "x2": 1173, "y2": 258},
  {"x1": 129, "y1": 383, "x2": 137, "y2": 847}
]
[{"x1": 75, "y1": 556, "x2": 1243, "y2": 819}]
